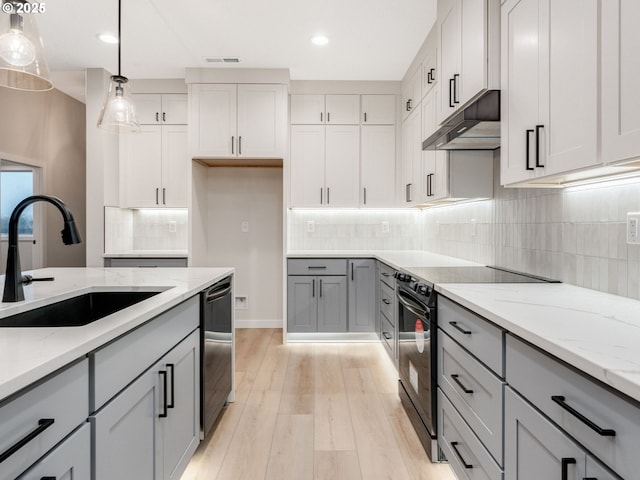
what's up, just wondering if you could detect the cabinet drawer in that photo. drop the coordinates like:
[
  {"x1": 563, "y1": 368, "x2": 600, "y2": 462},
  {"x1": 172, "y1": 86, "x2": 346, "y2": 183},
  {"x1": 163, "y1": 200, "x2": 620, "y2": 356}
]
[
  {"x1": 288, "y1": 258, "x2": 347, "y2": 276},
  {"x1": 380, "y1": 281, "x2": 395, "y2": 323},
  {"x1": 380, "y1": 313, "x2": 396, "y2": 362},
  {"x1": 506, "y1": 335, "x2": 640, "y2": 480},
  {"x1": 378, "y1": 262, "x2": 396, "y2": 288},
  {"x1": 91, "y1": 295, "x2": 199, "y2": 411},
  {"x1": 438, "y1": 389, "x2": 503, "y2": 480},
  {"x1": 438, "y1": 329, "x2": 504, "y2": 465},
  {"x1": 0, "y1": 359, "x2": 88, "y2": 480},
  {"x1": 105, "y1": 257, "x2": 188, "y2": 267},
  {"x1": 18, "y1": 422, "x2": 90, "y2": 480},
  {"x1": 438, "y1": 296, "x2": 504, "y2": 377}
]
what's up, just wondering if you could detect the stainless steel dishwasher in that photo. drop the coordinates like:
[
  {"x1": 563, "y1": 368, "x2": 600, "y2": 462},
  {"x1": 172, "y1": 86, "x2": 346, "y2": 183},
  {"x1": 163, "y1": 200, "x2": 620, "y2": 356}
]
[{"x1": 200, "y1": 275, "x2": 233, "y2": 438}]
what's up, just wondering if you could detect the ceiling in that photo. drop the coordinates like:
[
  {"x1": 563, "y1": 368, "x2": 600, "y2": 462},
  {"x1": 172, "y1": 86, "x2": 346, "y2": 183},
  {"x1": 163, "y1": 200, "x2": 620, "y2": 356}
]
[{"x1": 36, "y1": 0, "x2": 437, "y2": 102}]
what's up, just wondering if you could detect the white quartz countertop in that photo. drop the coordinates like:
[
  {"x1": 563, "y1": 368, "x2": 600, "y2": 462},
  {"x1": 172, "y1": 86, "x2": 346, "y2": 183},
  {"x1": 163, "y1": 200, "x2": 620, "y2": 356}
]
[
  {"x1": 436, "y1": 282, "x2": 640, "y2": 403},
  {"x1": 0, "y1": 267, "x2": 233, "y2": 402},
  {"x1": 103, "y1": 250, "x2": 189, "y2": 258}
]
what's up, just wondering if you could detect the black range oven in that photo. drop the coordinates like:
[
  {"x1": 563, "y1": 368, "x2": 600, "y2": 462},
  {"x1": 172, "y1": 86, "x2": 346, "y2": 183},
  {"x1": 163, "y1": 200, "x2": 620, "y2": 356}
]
[{"x1": 395, "y1": 273, "x2": 441, "y2": 461}]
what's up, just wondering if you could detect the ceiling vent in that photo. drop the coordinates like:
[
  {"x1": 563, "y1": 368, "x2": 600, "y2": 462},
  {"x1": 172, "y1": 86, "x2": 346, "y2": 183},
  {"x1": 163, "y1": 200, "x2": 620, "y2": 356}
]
[{"x1": 204, "y1": 57, "x2": 241, "y2": 63}]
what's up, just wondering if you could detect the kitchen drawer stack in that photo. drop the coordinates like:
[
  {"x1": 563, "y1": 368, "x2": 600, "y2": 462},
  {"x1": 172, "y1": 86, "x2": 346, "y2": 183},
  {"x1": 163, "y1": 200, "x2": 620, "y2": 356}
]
[
  {"x1": 378, "y1": 262, "x2": 397, "y2": 366},
  {"x1": 437, "y1": 295, "x2": 505, "y2": 479}
]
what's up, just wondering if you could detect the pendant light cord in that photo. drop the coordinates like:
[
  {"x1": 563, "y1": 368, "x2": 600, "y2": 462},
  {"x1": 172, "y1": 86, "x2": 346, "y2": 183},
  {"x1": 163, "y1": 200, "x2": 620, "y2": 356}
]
[{"x1": 117, "y1": 0, "x2": 122, "y2": 77}]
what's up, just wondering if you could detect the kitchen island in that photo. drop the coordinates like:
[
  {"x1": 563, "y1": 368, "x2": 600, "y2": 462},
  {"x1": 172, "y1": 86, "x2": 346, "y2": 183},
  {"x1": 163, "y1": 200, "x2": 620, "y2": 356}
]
[{"x1": 0, "y1": 266, "x2": 233, "y2": 480}]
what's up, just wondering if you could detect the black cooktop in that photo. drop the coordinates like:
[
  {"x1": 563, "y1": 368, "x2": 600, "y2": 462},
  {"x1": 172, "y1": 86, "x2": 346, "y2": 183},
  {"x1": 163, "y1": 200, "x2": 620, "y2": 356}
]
[{"x1": 407, "y1": 266, "x2": 560, "y2": 286}]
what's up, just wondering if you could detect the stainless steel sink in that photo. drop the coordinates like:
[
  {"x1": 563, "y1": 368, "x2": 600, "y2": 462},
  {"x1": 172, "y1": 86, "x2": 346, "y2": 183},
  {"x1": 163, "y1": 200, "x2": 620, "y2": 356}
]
[{"x1": 0, "y1": 291, "x2": 161, "y2": 327}]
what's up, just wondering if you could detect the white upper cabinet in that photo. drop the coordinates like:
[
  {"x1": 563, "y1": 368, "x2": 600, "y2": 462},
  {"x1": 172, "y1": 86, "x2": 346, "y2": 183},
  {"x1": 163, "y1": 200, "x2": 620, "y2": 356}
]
[
  {"x1": 361, "y1": 125, "x2": 396, "y2": 207},
  {"x1": 189, "y1": 83, "x2": 286, "y2": 159},
  {"x1": 400, "y1": 107, "x2": 423, "y2": 206},
  {"x1": 361, "y1": 95, "x2": 396, "y2": 125},
  {"x1": 290, "y1": 94, "x2": 360, "y2": 124},
  {"x1": 325, "y1": 125, "x2": 360, "y2": 206},
  {"x1": 401, "y1": 66, "x2": 422, "y2": 121},
  {"x1": 601, "y1": 0, "x2": 640, "y2": 165},
  {"x1": 421, "y1": 28, "x2": 438, "y2": 98},
  {"x1": 437, "y1": 0, "x2": 500, "y2": 125},
  {"x1": 500, "y1": 0, "x2": 599, "y2": 186},
  {"x1": 290, "y1": 125, "x2": 325, "y2": 207},
  {"x1": 134, "y1": 94, "x2": 188, "y2": 125}
]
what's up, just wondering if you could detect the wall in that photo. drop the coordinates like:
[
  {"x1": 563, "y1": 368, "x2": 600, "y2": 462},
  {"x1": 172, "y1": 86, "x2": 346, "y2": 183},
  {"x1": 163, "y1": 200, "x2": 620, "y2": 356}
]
[
  {"x1": 205, "y1": 167, "x2": 283, "y2": 327},
  {"x1": 0, "y1": 85, "x2": 86, "y2": 267}
]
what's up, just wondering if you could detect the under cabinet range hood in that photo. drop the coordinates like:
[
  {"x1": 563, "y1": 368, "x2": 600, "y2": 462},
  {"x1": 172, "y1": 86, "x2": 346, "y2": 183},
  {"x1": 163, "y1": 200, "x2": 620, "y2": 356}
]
[{"x1": 423, "y1": 90, "x2": 500, "y2": 151}]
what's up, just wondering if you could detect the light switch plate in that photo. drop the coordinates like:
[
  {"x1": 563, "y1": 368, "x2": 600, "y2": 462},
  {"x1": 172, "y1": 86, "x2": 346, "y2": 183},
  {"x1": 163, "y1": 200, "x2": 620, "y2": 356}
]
[
  {"x1": 627, "y1": 213, "x2": 640, "y2": 244},
  {"x1": 381, "y1": 221, "x2": 390, "y2": 233},
  {"x1": 307, "y1": 220, "x2": 315, "y2": 233},
  {"x1": 241, "y1": 221, "x2": 249, "y2": 233}
]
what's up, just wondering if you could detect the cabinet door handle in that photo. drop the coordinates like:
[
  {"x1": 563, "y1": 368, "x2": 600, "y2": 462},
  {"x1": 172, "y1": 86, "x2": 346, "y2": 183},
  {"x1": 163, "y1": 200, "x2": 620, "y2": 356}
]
[
  {"x1": 320, "y1": 188, "x2": 323, "y2": 204},
  {"x1": 231, "y1": 136, "x2": 235, "y2": 154},
  {"x1": 319, "y1": 279, "x2": 323, "y2": 297},
  {"x1": 526, "y1": 129, "x2": 534, "y2": 170},
  {"x1": 428, "y1": 68, "x2": 435, "y2": 83},
  {"x1": 453, "y1": 73, "x2": 460, "y2": 104},
  {"x1": 162, "y1": 188, "x2": 166, "y2": 205},
  {"x1": 159, "y1": 370, "x2": 168, "y2": 418},
  {"x1": 364, "y1": 112, "x2": 367, "y2": 123},
  {"x1": 406, "y1": 99, "x2": 412, "y2": 112},
  {"x1": 239, "y1": 136, "x2": 242, "y2": 155},
  {"x1": 156, "y1": 112, "x2": 159, "y2": 122},
  {"x1": 561, "y1": 458, "x2": 576, "y2": 480},
  {"x1": 450, "y1": 441, "x2": 473, "y2": 469},
  {"x1": 0, "y1": 418, "x2": 55, "y2": 463},
  {"x1": 351, "y1": 262, "x2": 354, "y2": 281},
  {"x1": 167, "y1": 363, "x2": 175, "y2": 409},
  {"x1": 327, "y1": 188, "x2": 330, "y2": 205},
  {"x1": 449, "y1": 78, "x2": 455, "y2": 108},
  {"x1": 156, "y1": 188, "x2": 159, "y2": 205},
  {"x1": 430, "y1": 173, "x2": 434, "y2": 196},
  {"x1": 162, "y1": 112, "x2": 166, "y2": 122},
  {"x1": 551, "y1": 396, "x2": 616, "y2": 436},
  {"x1": 327, "y1": 112, "x2": 331, "y2": 123},
  {"x1": 308, "y1": 266, "x2": 327, "y2": 270},
  {"x1": 382, "y1": 332, "x2": 392, "y2": 340},
  {"x1": 451, "y1": 374, "x2": 474, "y2": 394},
  {"x1": 320, "y1": 112, "x2": 323, "y2": 122},
  {"x1": 382, "y1": 299, "x2": 391, "y2": 305},
  {"x1": 449, "y1": 321, "x2": 471, "y2": 335},
  {"x1": 406, "y1": 183, "x2": 412, "y2": 203},
  {"x1": 535, "y1": 124, "x2": 545, "y2": 167},
  {"x1": 364, "y1": 187, "x2": 367, "y2": 205},
  {"x1": 312, "y1": 279, "x2": 315, "y2": 297}
]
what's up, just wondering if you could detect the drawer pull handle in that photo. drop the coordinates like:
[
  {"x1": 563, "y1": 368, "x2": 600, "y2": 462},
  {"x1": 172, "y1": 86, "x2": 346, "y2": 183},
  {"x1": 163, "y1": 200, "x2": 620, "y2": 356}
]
[
  {"x1": 451, "y1": 374, "x2": 474, "y2": 394},
  {"x1": 159, "y1": 370, "x2": 168, "y2": 418},
  {"x1": 449, "y1": 321, "x2": 471, "y2": 335},
  {"x1": 41, "y1": 477, "x2": 56, "y2": 480},
  {"x1": 450, "y1": 441, "x2": 473, "y2": 469},
  {"x1": 307, "y1": 266, "x2": 327, "y2": 270},
  {"x1": 0, "y1": 418, "x2": 55, "y2": 463},
  {"x1": 381, "y1": 272, "x2": 391, "y2": 277},
  {"x1": 561, "y1": 458, "x2": 576, "y2": 480},
  {"x1": 382, "y1": 299, "x2": 391, "y2": 305},
  {"x1": 382, "y1": 332, "x2": 392, "y2": 340},
  {"x1": 167, "y1": 363, "x2": 175, "y2": 409},
  {"x1": 551, "y1": 396, "x2": 616, "y2": 436}
]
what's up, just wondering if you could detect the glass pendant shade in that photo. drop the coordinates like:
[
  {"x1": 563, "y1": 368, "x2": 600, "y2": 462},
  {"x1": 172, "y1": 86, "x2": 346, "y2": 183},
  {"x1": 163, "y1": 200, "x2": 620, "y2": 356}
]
[
  {"x1": 97, "y1": 75, "x2": 140, "y2": 133},
  {"x1": 0, "y1": 2, "x2": 52, "y2": 91}
]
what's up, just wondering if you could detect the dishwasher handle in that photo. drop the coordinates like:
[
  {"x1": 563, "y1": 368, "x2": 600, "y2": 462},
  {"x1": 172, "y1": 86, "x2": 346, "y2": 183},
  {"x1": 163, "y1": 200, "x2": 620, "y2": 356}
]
[{"x1": 204, "y1": 279, "x2": 232, "y2": 303}]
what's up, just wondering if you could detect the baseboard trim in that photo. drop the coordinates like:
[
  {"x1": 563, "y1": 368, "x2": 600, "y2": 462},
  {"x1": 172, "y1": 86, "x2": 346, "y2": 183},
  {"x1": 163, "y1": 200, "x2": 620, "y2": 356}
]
[{"x1": 235, "y1": 319, "x2": 284, "y2": 328}]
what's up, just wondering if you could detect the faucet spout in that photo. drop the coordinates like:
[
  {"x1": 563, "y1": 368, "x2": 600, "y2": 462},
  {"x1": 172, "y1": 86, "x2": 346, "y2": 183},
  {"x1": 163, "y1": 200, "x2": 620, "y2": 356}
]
[{"x1": 2, "y1": 195, "x2": 82, "y2": 303}]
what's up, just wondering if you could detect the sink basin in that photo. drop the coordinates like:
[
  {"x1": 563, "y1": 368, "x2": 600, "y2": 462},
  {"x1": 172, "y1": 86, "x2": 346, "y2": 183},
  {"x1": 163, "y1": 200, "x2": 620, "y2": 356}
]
[{"x1": 0, "y1": 291, "x2": 161, "y2": 327}]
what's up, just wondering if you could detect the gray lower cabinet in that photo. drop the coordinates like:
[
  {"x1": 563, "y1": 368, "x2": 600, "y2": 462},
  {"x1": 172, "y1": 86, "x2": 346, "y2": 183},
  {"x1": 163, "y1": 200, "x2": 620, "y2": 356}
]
[
  {"x1": 504, "y1": 386, "x2": 617, "y2": 480},
  {"x1": 348, "y1": 259, "x2": 376, "y2": 332},
  {"x1": 287, "y1": 274, "x2": 348, "y2": 332},
  {"x1": 104, "y1": 257, "x2": 188, "y2": 267},
  {"x1": 17, "y1": 422, "x2": 91, "y2": 480},
  {"x1": 92, "y1": 329, "x2": 199, "y2": 480}
]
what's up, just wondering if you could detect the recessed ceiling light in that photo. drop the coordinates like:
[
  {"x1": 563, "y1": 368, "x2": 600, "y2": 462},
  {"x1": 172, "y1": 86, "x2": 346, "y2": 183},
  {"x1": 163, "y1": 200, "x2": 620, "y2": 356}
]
[
  {"x1": 97, "y1": 33, "x2": 118, "y2": 44},
  {"x1": 311, "y1": 35, "x2": 329, "y2": 46}
]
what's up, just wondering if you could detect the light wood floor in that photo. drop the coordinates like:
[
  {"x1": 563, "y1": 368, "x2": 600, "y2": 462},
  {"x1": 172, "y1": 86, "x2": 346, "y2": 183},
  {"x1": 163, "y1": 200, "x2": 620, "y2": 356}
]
[{"x1": 181, "y1": 328, "x2": 456, "y2": 480}]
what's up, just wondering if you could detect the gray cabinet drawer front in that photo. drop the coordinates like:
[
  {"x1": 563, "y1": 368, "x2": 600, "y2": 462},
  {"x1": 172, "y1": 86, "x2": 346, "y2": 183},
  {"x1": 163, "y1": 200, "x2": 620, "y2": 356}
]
[
  {"x1": 438, "y1": 329, "x2": 504, "y2": 465},
  {"x1": 288, "y1": 258, "x2": 347, "y2": 275},
  {"x1": 91, "y1": 296, "x2": 199, "y2": 411},
  {"x1": 0, "y1": 359, "x2": 88, "y2": 480},
  {"x1": 438, "y1": 389, "x2": 503, "y2": 480},
  {"x1": 438, "y1": 296, "x2": 504, "y2": 377},
  {"x1": 380, "y1": 281, "x2": 395, "y2": 323},
  {"x1": 380, "y1": 313, "x2": 396, "y2": 360},
  {"x1": 106, "y1": 257, "x2": 188, "y2": 267},
  {"x1": 506, "y1": 334, "x2": 640, "y2": 480},
  {"x1": 18, "y1": 422, "x2": 91, "y2": 480},
  {"x1": 378, "y1": 262, "x2": 396, "y2": 288}
]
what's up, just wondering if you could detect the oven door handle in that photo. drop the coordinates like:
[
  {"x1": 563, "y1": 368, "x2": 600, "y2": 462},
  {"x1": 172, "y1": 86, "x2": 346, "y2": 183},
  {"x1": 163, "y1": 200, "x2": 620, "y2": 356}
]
[{"x1": 397, "y1": 290, "x2": 428, "y2": 318}]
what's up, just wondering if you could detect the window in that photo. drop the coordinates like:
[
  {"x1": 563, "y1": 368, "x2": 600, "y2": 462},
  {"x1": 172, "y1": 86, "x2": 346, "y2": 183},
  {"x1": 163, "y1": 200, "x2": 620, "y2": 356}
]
[{"x1": 1, "y1": 170, "x2": 34, "y2": 235}]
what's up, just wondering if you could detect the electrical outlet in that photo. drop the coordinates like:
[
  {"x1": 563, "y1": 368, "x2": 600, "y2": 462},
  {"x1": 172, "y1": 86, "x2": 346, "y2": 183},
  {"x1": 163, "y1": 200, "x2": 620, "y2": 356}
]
[
  {"x1": 471, "y1": 219, "x2": 477, "y2": 237},
  {"x1": 168, "y1": 221, "x2": 177, "y2": 233},
  {"x1": 627, "y1": 213, "x2": 640, "y2": 244},
  {"x1": 235, "y1": 296, "x2": 249, "y2": 310},
  {"x1": 307, "y1": 220, "x2": 315, "y2": 233},
  {"x1": 241, "y1": 221, "x2": 249, "y2": 233},
  {"x1": 381, "y1": 221, "x2": 390, "y2": 233}
]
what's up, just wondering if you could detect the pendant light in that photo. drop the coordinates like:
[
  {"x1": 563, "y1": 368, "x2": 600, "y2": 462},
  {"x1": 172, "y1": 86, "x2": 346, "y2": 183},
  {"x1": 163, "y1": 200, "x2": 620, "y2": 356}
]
[
  {"x1": 97, "y1": 0, "x2": 139, "y2": 133},
  {"x1": 0, "y1": 0, "x2": 52, "y2": 91}
]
